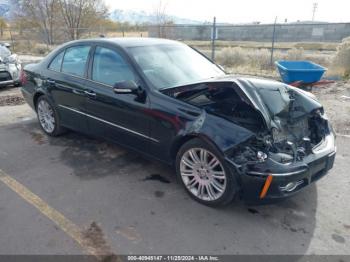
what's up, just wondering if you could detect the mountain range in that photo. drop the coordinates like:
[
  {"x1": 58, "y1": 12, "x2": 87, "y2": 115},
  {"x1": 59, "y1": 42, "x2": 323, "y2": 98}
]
[
  {"x1": 0, "y1": 0, "x2": 10, "y2": 19},
  {"x1": 109, "y1": 9, "x2": 202, "y2": 25},
  {"x1": 0, "y1": 0, "x2": 202, "y2": 25}
]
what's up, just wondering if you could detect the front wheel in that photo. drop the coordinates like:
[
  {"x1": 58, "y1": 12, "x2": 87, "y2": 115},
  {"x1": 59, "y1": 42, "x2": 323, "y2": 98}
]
[
  {"x1": 176, "y1": 138, "x2": 237, "y2": 207},
  {"x1": 36, "y1": 96, "x2": 66, "y2": 136}
]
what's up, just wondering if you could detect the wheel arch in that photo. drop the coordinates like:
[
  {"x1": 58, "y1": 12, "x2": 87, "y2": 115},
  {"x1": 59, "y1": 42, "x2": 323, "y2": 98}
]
[
  {"x1": 33, "y1": 91, "x2": 45, "y2": 110},
  {"x1": 170, "y1": 133, "x2": 224, "y2": 164}
]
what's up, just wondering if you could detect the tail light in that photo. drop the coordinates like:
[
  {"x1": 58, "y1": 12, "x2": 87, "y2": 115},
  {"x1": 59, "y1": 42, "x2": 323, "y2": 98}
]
[{"x1": 20, "y1": 69, "x2": 28, "y2": 86}]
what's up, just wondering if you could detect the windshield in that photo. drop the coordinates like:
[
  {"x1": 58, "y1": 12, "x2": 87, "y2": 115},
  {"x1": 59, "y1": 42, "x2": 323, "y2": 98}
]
[{"x1": 127, "y1": 44, "x2": 224, "y2": 90}]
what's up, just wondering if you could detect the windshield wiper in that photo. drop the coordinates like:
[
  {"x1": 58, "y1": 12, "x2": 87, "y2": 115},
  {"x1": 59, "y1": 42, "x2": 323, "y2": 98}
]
[{"x1": 160, "y1": 83, "x2": 208, "y2": 97}]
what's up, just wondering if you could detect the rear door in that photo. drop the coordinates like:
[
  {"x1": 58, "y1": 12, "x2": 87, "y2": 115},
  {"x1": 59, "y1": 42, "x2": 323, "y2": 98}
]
[
  {"x1": 45, "y1": 45, "x2": 91, "y2": 131},
  {"x1": 83, "y1": 45, "x2": 154, "y2": 153}
]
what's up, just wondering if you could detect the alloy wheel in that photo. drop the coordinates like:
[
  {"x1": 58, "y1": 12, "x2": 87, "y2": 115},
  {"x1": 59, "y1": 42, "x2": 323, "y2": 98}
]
[
  {"x1": 180, "y1": 148, "x2": 227, "y2": 201},
  {"x1": 37, "y1": 100, "x2": 55, "y2": 133}
]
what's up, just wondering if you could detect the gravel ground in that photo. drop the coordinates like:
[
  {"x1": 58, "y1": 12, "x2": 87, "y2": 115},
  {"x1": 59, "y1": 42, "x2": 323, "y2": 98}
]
[
  {"x1": 312, "y1": 81, "x2": 350, "y2": 136},
  {"x1": 0, "y1": 95, "x2": 25, "y2": 106}
]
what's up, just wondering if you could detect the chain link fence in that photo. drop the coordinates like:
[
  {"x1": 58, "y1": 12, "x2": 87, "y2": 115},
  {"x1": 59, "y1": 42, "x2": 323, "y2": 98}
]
[
  {"x1": 0, "y1": 27, "x2": 149, "y2": 55},
  {"x1": 1, "y1": 22, "x2": 345, "y2": 76}
]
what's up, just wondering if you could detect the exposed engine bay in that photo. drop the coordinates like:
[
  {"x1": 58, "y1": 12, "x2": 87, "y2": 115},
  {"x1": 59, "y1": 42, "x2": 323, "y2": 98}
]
[{"x1": 162, "y1": 80, "x2": 331, "y2": 166}]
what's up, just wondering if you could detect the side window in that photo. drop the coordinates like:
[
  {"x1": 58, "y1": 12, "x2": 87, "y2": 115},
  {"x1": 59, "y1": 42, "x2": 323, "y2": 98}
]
[
  {"x1": 48, "y1": 51, "x2": 64, "y2": 71},
  {"x1": 61, "y1": 46, "x2": 90, "y2": 77},
  {"x1": 92, "y1": 46, "x2": 135, "y2": 86}
]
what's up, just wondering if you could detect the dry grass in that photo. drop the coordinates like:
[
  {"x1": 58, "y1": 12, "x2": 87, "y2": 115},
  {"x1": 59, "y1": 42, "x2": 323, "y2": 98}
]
[
  {"x1": 215, "y1": 46, "x2": 336, "y2": 78},
  {"x1": 11, "y1": 41, "x2": 54, "y2": 55},
  {"x1": 186, "y1": 40, "x2": 339, "y2": 51},
  {"x1": 331, "y1": 37, "x2": 350, "y2": 78},
  {"x1": 286, "y1": 47, "x2": 304, "y2": 60}
]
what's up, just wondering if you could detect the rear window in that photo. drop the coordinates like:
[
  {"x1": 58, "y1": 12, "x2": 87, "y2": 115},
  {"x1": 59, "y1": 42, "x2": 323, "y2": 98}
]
[
  {"x1": 48, "y1": 51, "x2": 64, "y2": 71},
  {"x1": 61, "y1": 46, "x2": 90, "y2": 77}
]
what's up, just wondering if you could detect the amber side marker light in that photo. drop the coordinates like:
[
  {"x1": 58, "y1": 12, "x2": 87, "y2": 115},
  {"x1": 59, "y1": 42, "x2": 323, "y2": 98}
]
[{"x1": 259, "y1": 175, "x2": 273, "y2": 199}]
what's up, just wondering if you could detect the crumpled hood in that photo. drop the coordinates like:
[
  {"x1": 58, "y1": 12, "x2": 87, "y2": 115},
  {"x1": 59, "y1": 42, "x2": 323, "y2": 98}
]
[{"x1": 204, "y1": 75, "x2": 323, "y2": 130}]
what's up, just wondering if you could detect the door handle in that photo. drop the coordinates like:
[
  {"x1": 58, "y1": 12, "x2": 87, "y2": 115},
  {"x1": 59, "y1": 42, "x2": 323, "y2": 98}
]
[
  {"x1": 46, "y1": 79, "x2": 56, "y2": 85},
  {"x1": 72, "y1": 89, "x2": 85, "y2": 95},
  {"x1": 84, "y1": 90, "x2": 96, "y2": 97}
]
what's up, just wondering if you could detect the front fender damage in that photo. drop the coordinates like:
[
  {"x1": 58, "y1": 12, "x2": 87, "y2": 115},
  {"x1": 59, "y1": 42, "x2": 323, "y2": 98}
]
[
  {"x1": 182, "y1": 110, "x2": 259, "y2": 173},
  {"x1": 191, "y1": 111, "x2": 255, "y2": 153}
]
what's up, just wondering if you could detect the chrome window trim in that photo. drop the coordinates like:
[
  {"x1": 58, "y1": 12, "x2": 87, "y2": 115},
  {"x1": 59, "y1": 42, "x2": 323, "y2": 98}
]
[
  {"x1": 86, "y1": 78, "x2": 113, "y2": 88},
  {"x1": 58, "y1": 104, "x2": 159, "y2": 143},
  {"x1": 47, "y1": 45, "x2": 91, "y2": 80},
  {"x1": 48, "y1": 68, "x2": 87, "y2": 81},
  {"x1": 47, "y1": 46, "x2": 135, "y2": 90},
  {"x1": 47, "y1": 68, "x2": 114, "y2": 88}
]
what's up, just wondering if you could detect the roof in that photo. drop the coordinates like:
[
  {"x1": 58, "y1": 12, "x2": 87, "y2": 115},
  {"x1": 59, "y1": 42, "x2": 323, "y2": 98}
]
[{"x1": 71, "y1": 37, "x2": 182, "y2": 48}]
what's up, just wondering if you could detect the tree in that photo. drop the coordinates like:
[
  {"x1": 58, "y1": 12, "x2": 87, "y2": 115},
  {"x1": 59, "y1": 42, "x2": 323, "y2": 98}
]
[
  {"x1": 97, "y1": 19, "x2": 119, "y2": 32},
  {"x1": 0, "y1": 18, "x2": 7, "y2": 37},
  {"x1": 11, "y1": 0, "x2": 59, "y2": 45},
  {"x1": 153, "y1": 0, "x2": 173, "y2": 38},
  {"x1": 58, "y1": 0, "x2": 108, "y2": 40}
]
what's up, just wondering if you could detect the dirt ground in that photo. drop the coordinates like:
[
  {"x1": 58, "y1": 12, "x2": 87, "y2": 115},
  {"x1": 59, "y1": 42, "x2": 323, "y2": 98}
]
[
  {"x1": 0, "y1": 87, "x2": 35, "y2": 126},
  {"x1": 312, "y1": 81, "x2": 350, "y2": 136}
]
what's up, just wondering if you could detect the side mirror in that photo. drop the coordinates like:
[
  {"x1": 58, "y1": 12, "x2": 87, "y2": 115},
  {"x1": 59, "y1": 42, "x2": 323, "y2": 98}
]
[{"x1": 113, "y1": 80, "x2": 139, "y2": 94}]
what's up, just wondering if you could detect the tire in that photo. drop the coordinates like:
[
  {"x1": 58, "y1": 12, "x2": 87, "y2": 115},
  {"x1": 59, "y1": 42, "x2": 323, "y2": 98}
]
[
  {"x1": 36, "y1": 95, "x2": 66, "y2": 137},
  {"x1": 176, "y1": 138, "x2": 238, "y2": 207}
]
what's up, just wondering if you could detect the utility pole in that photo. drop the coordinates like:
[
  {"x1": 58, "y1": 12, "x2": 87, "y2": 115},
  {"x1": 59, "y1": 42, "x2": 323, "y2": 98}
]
[
  {"x1": 312, "y1": 2, "x2": 318, "y2": 21},
  {"x1": 211, "y1": 16, "x2": 216, "y2": 61},
  {"x1": 270, "y1": 16, "x2": 277, "y2": 67}
]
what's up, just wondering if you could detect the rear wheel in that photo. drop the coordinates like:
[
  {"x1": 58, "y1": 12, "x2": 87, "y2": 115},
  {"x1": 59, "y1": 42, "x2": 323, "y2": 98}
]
[
  {"x1": 176, "y1": 138, "x2": 237, "y2": 206},
  {"x1": 36, "y1": 96, "x2": 65, "y2": 136}
]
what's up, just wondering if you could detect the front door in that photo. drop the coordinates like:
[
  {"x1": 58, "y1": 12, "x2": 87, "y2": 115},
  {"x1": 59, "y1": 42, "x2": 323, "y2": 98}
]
[{"x1": 83, "y1": 45, "x2": 153, "y2": 153}]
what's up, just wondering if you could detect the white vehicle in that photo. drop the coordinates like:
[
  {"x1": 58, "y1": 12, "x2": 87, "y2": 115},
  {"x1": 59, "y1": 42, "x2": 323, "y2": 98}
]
[{"x1": 0, "y1": 43, "x2": 22, "y2": 87}]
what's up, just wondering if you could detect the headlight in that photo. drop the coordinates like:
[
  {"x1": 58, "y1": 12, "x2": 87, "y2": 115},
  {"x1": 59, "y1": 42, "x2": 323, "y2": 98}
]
[{"x1": 4, "y1": 55, "x2": 18, "y2": 64}]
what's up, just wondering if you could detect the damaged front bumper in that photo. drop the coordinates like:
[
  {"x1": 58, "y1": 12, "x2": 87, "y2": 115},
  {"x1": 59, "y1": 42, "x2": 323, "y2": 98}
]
[{"x1": 227, "y1": 132, "x2": 336, "y2": 203}]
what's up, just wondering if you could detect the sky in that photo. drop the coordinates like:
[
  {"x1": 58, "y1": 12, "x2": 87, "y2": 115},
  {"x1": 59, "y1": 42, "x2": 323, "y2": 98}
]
[{"x1": 105, "y1": 0, "x2": 350, "y2": 24}]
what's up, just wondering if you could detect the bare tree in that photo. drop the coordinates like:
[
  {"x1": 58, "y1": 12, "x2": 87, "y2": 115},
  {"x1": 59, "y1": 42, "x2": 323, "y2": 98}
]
[
  {"x1": 0, "y1": 17, "x2": 7, "y2": 37},
  {"x1": 11, "y1": 0, "x2": 58, "y2": 45},
  {"x1": 58, "y1": 0, "x2": 108, "y2": 40},
  {"x1": 154, "y1": 0, "x2": 173, "y2": 38}
]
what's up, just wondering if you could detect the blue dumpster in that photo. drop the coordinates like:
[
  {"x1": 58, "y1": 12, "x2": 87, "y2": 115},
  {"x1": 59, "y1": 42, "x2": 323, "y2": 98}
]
[{"x1": 275, "y1": 60, "x2": 327, "y2": 84}]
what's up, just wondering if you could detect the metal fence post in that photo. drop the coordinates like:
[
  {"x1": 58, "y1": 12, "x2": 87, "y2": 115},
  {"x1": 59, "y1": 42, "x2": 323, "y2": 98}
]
[
  {"x1": 211, "y1": 16, "x2": 216, "y2": 61},
  {"x1": 9, "y1": 28, "x2": 15, "y2": 52},
  {"x1": 270, "y1": 16, "x2": 277, "y2": 67}
]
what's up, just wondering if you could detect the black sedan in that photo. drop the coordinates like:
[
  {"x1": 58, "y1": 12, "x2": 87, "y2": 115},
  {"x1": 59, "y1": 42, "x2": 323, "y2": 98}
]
[{"x1": 21, "y1": 38, "x2": 336, "y2": 206}]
